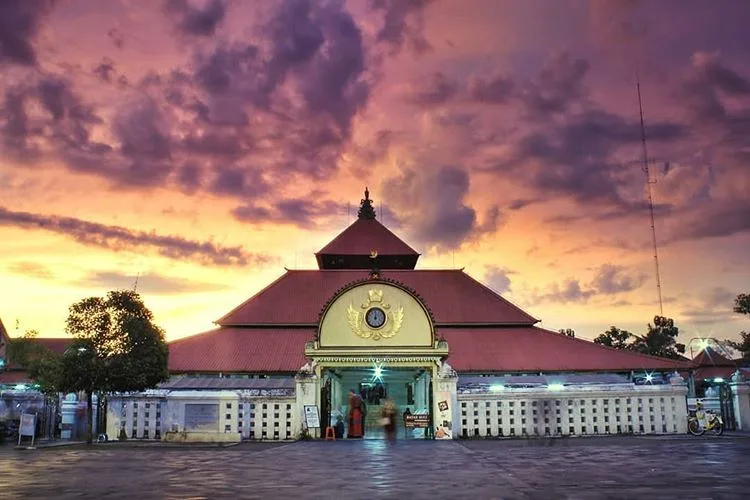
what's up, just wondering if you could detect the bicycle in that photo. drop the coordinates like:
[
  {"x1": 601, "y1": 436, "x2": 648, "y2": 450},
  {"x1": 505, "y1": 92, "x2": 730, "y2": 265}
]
[{"x1": 687, "y1": 401, "x2": 724, "y2": 436}]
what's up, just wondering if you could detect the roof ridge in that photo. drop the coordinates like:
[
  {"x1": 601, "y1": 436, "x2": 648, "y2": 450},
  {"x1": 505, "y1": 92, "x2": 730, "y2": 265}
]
[
  {"x1": 216, "y1": 270, "x2": 292, "y2": 325},
  {"x1": 458, "y1": 271, "x2": 539, "y2": 324}
]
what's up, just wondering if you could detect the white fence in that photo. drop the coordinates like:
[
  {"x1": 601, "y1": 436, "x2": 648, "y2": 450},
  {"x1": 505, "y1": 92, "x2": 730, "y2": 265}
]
[
  {"x1": 457, "y1": 385, "x2": 688, "y2": 438},
  {"x1": 108, "y1": 394, "x2": 297, "y2": 442}
]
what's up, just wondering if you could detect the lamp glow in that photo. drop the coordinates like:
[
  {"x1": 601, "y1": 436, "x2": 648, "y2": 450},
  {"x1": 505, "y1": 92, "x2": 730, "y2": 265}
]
[
  {"x1": 372, "y1": 362, "x2": 384, "y2": 382},
  {"x1": 644, "y1": 372, "x2": 654, "y2": 383},
  {"x1": 489, "y1": 384, "x2": 505, "y2": 392},
  {"x1": 547, "y1": 383, "x2": 565, "y2": 391},
  {"x1": 714, "y1": 377, "x2": 724, "y2": 383}
]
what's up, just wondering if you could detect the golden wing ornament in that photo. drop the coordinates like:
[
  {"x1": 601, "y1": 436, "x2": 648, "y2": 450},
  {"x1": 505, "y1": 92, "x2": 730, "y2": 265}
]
[
  {"x1": 380, "y1": 306, "x2": 404, "y2": 339},
  {"x1": 347, "y1": 303, "x2": 369, "y2": 339}
]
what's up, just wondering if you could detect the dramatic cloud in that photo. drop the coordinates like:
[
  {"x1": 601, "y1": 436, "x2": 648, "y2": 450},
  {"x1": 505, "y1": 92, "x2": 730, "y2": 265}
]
[
  {"x1": 370, "y1": 0, "x2": 433, "y2": 55},
  {"x1": 680, "y1": 286, "x2": 743, "y2": 326},
  {"x1": 382, "y1": 165, "x2": 500, "y2": 251},
  {"x1": 0, "y1": 206, "x2": 274, "y2": 267},
  {"x1": 536, "y1": 264, "x2": 646, "y2": 304},
  {"x1": 0, "y1": 0, "x2": 56, "y2": 66},
  {"x1": 75, "y1": 271, "x2": 229, "y2": 295},
  {"x1": 484, "y1": 266, "x2": 513, "y2": 294},
  {"x1": 232, "y1": 198, "x2": 347, "y2": 228},
  {"x1": 165, "y1": 0, "x2": 227, "y2": 37},
  {"x1": 6, "y1": 261, "x2": 54, "y2": 279}
]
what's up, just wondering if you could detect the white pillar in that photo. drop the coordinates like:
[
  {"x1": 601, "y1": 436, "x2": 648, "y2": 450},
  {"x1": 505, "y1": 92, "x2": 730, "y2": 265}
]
[
  {"x1": 295, "y1": 368, "x2": 319, "y2": 439},
  {"x1": 434, "y1": 362, "x2": 459, "y2": 439},
  {"x1": 729, "y1": 377, "x2": 750, "y2": 431}
]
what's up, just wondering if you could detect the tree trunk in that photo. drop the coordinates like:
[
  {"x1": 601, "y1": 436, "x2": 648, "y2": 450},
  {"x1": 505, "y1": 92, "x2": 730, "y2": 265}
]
[{"x1": 86, "y1": 391, "x2": 93, "y2": 444}]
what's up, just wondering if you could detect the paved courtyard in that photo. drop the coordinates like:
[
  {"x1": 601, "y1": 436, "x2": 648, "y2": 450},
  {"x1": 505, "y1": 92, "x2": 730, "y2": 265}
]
[{"x1": 1, "y1": 435, "x2": 749, "y2": 499}]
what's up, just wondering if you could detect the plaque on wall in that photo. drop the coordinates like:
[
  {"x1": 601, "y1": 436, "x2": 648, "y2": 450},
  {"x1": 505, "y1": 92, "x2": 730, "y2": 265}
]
[{"x1": 184, "y1": 404, "x2": 219, "y2": 431}]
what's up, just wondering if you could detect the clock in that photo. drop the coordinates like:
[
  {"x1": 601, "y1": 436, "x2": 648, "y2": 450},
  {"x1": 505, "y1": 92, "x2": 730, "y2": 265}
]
[{"x1": 365, "y1": 307, "x2": 387, "y2": 329}]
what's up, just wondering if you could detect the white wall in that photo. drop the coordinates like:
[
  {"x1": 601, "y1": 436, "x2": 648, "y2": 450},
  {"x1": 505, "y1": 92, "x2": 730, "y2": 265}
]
[{"x1": 457, "y1": 384, "x2": 689, "y2": 438}]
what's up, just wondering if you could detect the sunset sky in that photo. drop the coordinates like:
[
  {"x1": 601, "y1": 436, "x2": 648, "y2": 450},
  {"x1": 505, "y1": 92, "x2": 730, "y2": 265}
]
[{"x1": 1, "y1": 0, "x2": 748, "y2": 349}]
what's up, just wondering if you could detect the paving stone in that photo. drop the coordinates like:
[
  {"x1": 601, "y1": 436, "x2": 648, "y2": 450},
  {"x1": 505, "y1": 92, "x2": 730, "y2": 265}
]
[{"x1": 0, "y1": 436, "x2": 748, "y2": 499}]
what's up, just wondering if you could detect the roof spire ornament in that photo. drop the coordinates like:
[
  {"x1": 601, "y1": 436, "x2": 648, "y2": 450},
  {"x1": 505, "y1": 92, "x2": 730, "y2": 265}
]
[{"x1": 357, "y1": 186, "x2": 377, "y2": 220}]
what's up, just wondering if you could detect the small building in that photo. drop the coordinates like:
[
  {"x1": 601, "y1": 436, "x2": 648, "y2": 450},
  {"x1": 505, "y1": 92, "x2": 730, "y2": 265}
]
[{"x1": 108, "y1": 190, "x2": 706, "y2": 442}]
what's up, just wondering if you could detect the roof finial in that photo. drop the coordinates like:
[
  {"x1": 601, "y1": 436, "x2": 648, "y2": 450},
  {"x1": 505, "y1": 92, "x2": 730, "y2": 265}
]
[{"x1": 357, "y1": 186, "x2": 376, "y2": 220}]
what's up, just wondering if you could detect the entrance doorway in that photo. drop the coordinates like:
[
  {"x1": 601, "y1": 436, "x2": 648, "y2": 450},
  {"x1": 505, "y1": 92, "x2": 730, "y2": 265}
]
[{"x1": 320, "y1": 366, "x2": 432, "y2": 440}]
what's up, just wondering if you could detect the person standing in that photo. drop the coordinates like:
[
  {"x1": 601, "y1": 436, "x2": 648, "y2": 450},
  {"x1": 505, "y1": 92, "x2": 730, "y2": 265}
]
[
  {"x1": 347, "y1": 389, "x2": 364, "y2": 438},
  {"x1": 381, "y1": 399, "x2": 397, "y2": 443}
]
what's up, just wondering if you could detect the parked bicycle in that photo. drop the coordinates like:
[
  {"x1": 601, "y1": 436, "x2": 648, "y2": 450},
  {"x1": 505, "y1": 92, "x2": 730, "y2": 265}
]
[{"x1": 687, "y1": 401, "x2": 724, "y2": 436}]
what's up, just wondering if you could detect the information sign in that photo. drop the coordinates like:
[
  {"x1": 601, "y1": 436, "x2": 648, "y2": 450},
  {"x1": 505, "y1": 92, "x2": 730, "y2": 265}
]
[
  {"x1": 404, "y1": 414, "x2": 430, "y2": 428},
  {"x1": 304, "y1": 405, "x2": 320, "y2": 429},
  {"x1": 18, "y1": 413, "x2": 36, "y2": 447}
]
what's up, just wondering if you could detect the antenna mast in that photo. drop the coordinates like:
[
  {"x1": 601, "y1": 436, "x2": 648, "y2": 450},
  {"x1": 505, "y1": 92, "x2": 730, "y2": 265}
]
[
  {"x1": 133, "y1": 272, "x2": 140, "y2": 292},
  {"x1": 637, "y1": 81, "x2": 664, "y2": 316}
]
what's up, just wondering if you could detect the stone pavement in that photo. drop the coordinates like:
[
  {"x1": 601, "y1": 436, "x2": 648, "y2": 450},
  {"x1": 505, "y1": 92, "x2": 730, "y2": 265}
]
[{"x1": 1, "y1": 435, "x2": 749, "y2": 499}]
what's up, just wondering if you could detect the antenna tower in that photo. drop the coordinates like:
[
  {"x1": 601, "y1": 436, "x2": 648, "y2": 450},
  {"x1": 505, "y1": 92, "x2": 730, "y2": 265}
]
[
  {"x1": 636, "y1": 81, "x2": 664, "y2": 316},
  {"x1": 133, "y1": 272, "x2": 140, "y2": 292}
]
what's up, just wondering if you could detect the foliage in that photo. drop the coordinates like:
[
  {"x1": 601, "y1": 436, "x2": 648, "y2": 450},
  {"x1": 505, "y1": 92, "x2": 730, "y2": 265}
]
[
  {"x1": 558, "y1": 329, "x2": 575, "y2": 338},
  {"x1": 728, "y1": 293, "x2": 750, "y2": 359},
  {"x1": 61, "y1": 290, "x2": 169, "y2": 443},
  {"x1": 733, "y1": 293, "x2": 750, "y2": 315},
  {"x1": 630, "y1": 316, "x2": 686, "y2": 359},
  {"x1": 64, "y1": 289, "x2": 170, "y2": 394},
  {"x1": 593, "y1": 326, "x2": 633, "y2": 350},
  {"x1": 6, "y1": 330, "x2": 63, "y2": 396}
]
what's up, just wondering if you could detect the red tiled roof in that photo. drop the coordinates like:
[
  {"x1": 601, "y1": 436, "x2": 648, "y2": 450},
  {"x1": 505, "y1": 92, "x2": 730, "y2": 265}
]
[
  {"x1": 693, "y1": 366, "x2": 736, "y2": 381},
  {"x1": 217, "y1": 270, "x2": 538, "y2": 326},
  {"x1": 167, "y1": 325, "x2": 693, "y2": 374},
  {"x1": 0, "y1": 370, "x2": 33, "y2": 384},
  {"x1": 692, "y1": 347, "x2": 736, "y2": 367},
  {"x1": 317, "y1": 218, "x2": 419, "y2": 256},
  {"x1": 168, "y1": 328, "x2": 312, "y2": 373},
  {"x1": 1, "y1": 336, "x2": 73, "y2": 370},
  {"x1": 441, "y1": 327, "x2": 694, "y2": 373}
]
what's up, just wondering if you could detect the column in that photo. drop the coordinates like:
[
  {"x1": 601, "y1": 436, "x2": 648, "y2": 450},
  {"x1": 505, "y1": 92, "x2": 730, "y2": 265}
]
[
  {"x1": 295, "y1": 364, "x2": 319, "y2": 439},
  {"x1": 433, "y1": 361, "x2": 459, "y2": 439},
  {"x1": 729, "y1": 372, "x2": 750, "y2": 431}
]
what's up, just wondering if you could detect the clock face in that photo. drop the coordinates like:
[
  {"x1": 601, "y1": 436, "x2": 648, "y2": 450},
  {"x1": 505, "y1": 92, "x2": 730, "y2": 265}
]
[{"x1": 365, "y1": 307, "x2": 387, "y2": 329}]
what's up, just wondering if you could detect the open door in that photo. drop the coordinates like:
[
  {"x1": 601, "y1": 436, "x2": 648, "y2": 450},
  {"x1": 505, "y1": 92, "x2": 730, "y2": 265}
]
[{"x1": 320, "y1": 377, "x2": 332, "y2": 432}]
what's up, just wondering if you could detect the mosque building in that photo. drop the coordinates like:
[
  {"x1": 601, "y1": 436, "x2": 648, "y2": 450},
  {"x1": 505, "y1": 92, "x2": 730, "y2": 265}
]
[{"x1": 4, "y1": 190, "x2": 750, "y2": 440}]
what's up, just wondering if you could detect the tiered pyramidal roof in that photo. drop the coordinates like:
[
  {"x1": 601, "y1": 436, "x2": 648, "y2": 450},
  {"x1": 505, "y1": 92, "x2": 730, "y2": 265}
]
[{"x1": 168, "y1": 189, "x2": 693, "y2": 375}]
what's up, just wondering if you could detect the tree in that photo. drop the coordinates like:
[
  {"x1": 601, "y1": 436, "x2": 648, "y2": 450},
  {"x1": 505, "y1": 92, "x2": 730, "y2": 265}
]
[
  {"x1": 733, "y1": 293, "x2": 750, "y2": 315},
  {"x1": 594, "y1": 326, "x2": 633, "y2": 349},
  {"x1": 63, "y1": 290, "x2": 170, "y2": 443},
  {"x1": 558, "y1": 329, "x2": 575, "y2": 338},
  {"x1": 728, "y1": 293, "x2": 750, "y2": 359},
  {"x1": 630, "y1": 316, "x2": 686, "y2": 359}
]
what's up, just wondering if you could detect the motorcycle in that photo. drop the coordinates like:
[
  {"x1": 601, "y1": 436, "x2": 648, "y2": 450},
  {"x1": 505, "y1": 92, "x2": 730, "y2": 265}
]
[{"x1": 687, "y1": 402, "x2": 724, "y2": 436}]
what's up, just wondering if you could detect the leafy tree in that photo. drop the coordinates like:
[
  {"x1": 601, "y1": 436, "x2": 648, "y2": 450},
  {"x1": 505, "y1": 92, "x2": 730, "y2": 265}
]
[
  {"x1": 630, "y1": 316, "x2": 686, "y2": 359},
  {"x1": 733, "y1": 293, "x2": 750, "y2": 315},
  {"x1": 728, "y1": 293, "x2": 750, "y2": 359},
  {"x1": 558, "y1": 329, "x2": 575, "y2": 338},
  {"x1": 594, "y1": 326, "x2": 633, "y2": 349},
  {"x1": 63, "y1": 290, "x2": 170, "y2": 443}
]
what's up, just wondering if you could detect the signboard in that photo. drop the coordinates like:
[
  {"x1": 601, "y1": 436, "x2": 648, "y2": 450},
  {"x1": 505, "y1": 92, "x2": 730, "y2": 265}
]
[
  {"x1": 184, "y1": 404, "x2": 219, "y2": 431},
  {"x1": 304, "y1": 405, "x2": 320, "y2": 429},
  {"x1": 435, "y1": 393, "x2": 453, "y2": 439},
  {"x1": 404, "y1": 414, "x2": 430, "y2": 429},
  {"x1": 18, "y1": 413, "x2": 36, "y2": 447}
]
